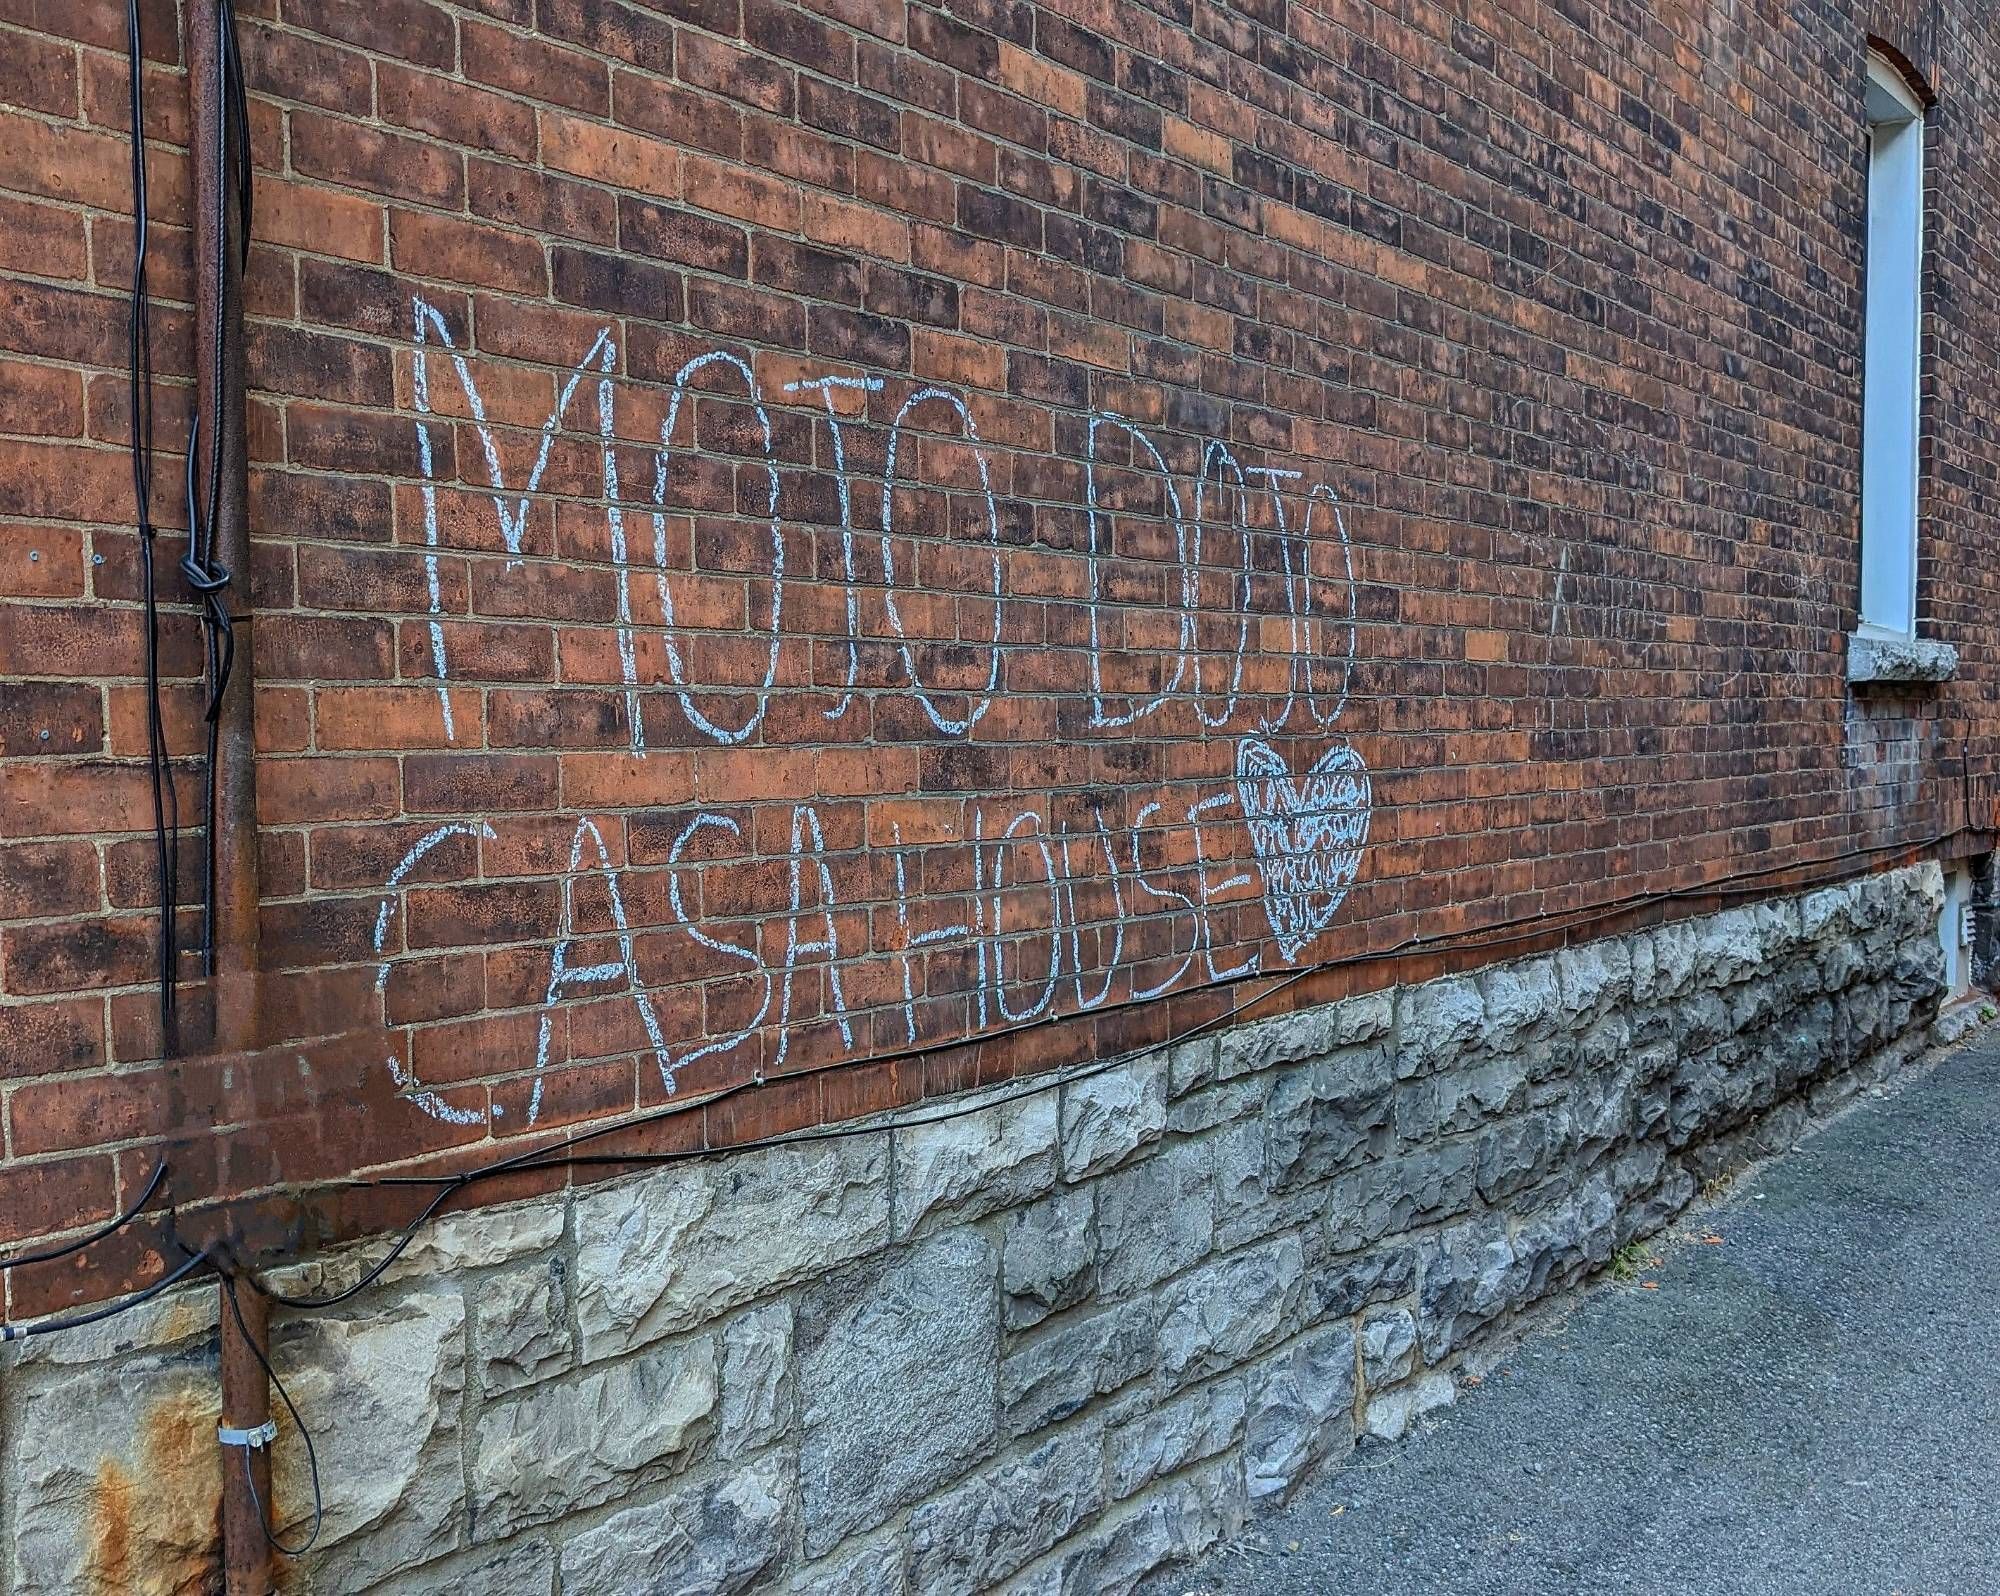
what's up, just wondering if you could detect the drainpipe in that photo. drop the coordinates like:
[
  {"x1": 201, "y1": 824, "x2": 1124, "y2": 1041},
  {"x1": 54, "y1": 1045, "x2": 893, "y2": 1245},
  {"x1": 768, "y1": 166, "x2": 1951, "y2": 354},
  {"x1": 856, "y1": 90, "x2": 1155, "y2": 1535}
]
[{"x1": 183, "y1": 0, "x2": 270, "y2": 1589}]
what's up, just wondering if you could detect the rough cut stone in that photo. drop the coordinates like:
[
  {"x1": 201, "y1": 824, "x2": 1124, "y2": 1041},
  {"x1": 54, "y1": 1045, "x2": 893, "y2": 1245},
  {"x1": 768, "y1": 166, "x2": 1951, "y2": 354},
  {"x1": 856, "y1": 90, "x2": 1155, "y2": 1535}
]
[
  {"x1": 556, "y1": 1453, "x2": 791, "y2": 1596},
  {"x1": 270, "y1": 1290, "x2": 469, "y2": 1592},
  {"x1": 1244, "y1": 1326, "x2": 1357, "y2": 1501},
  {"x1": 908, "y1": 1428, "x2": 1104, "y2": 1595},
  {"x1": 1364, "y1": 1370, "x2": 1456, "y2": 1441},
  {"x1": 1476, "y1": 958, "x2": 1559, "y2": 1051},
  {"x1": 1167, "y1": 1074, "x2": 1268, "y2": 1135},
  {"x1": 275, "y1": 1199, "x2": 565, "y2": 1303},
  {"x1": 571, "y1": 1137, "x2": 889, "y2": 1362},
  {"x1": 1105, "y1": 1378, "x2": 1246, "y2": 1500},
  {"x1": 895, "y1": 1090, "x2": 1059, "y2": 1238},
  {"x1": 788, "y1": 1537, "x2": 905, "y2": 1596},
  {"x1": 472, "y1": 1334, "x2": 717, "y2": 1539},
  {"x1": 1002, "y1": 1185, "x2": 1097, "y2": 1330},
  {"x1": 718, "y1": 1300, "x2": 793, "y2": 1460},
  {"x1": 797, "y1": 1230, "x2": 998, "y2": 1555},
  {"x1": 1215, "y1": 1005, "x2": 1340, "y2": 1080},
  {"x1": 1001, "y1": 1298, "x2": 1153, "y2": 1435},
  {"x1": 1094, "y1": 1136, "x2": 1214, "y2": 1298},
  {"x1": 1395, "y1": 975, "x2": 1485, "y2": 1074},
  {"x1": 1166, "y1": 1035, "x2": 1220, "y2": 1097},
  {"x1": 1060, "y1": 1058, "x2": 1166, "y2": 1179},
  {"x1": 1157, "y1": 1237, "x2": 1304, "y2": 1390},
  {"x1": 1264, "y1": 1047, "x2": 1396, "y2": 1190},
  {"x1": 376, "y1": 1537, "x2": 557, "y2": 1595},
  {"x1": 1307, "y1": 1240, "x2": 1418, "y2": 1320},
  {"x1": 1417, "y1": 1216, "x2": 1524, "y2": 1363},
  {"x1": 1394, "y1": 1056, "x2": 1527, "y2": 1141},
  {"x1": 1476, "y1": 1105, "x2": 1573, "y2": 1202},
  {"x1": 1213, "y1": 990, "x2": 1392, "y2": 1083},
  {"x1": 476, "y1": 1254, "x2": 572, "y2": 1395},
  {"x1": 7, "y1": 1342, "x2": 225, "y2": 1596},
  {"x1": 1515, "y1": 1181, "x2": 1619, "y2": 1300},
  {"x1": 1321, "y1": 1140, "x2": 1480, "y2": 1254},
  {"x1": 1359, "y1": 1307, "x2": 1418, "y2": 1390},
  {"x1": 1024, "y1": 1459, "x2": 1240, "y2": 1596},
  {"x1": 1554, "y1": 938, "x2": 1633, "y2": 1019}
]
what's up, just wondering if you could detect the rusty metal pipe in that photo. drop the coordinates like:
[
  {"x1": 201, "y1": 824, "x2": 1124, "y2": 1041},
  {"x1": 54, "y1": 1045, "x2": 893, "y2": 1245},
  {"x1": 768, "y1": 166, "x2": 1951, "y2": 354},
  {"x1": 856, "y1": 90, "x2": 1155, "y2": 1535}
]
[
  {"x1": 185, "y1": 0, "x2": 269, "y2": 1585},
  {"x1": 218, "y1": 1275, "x2": 275, "y2": 1595},
  {"x1": 185, "y1": 0, "x2": 260, "y2": 1057}
]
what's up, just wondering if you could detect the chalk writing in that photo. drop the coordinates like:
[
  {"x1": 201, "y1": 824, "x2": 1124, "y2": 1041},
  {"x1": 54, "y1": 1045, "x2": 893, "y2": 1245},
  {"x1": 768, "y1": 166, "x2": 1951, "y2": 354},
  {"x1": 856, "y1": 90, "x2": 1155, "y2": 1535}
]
[{"x1": 380, "y1": 299, "x2": 1374, "y2": 1124}]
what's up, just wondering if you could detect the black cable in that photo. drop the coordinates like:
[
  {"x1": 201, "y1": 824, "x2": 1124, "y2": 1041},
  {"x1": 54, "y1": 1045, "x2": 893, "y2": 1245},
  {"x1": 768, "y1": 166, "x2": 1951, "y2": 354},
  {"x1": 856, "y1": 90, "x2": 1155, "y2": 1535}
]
[
  {"x1": 220, "y1": 0, "x2": 252, "y2": 268},
  {"x1": 127, "y1": 0, "x2": 180, "y2": 1050},
  {"x1": 335, "y1": 819, "x2": 1948, "y2": 1322},
  {"x1": 238, "y1": 817, "x2": 1967, "y2": 1331},
  {"x1": 253, "y1": 1178, "x2": 465, "y2": 1312},
  {"x1": 0, "y1": 1158, "x2": 167, "y2": 1274},
  {"x1": 222, "y1": 1274, "x2": 324, "y2": 1557},
  {"x1": 0, "y1": 1244, "x2": 213, "y2": 1342}
]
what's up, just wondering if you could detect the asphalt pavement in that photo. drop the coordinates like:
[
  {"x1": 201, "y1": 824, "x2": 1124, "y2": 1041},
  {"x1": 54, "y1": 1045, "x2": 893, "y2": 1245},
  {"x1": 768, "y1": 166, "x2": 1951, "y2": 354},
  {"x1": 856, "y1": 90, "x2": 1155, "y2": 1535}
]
[{"x1": 1162, "y1": 1034, "x2": 2000, "y2": 1596}]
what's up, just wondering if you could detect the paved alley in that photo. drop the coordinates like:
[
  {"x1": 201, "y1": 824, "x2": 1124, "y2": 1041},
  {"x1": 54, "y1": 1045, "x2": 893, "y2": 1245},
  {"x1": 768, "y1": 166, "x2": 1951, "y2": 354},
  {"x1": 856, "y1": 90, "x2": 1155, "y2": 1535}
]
[{"x1": 1166, "y1": 1036, "x2": 2000, "y2": 1596}]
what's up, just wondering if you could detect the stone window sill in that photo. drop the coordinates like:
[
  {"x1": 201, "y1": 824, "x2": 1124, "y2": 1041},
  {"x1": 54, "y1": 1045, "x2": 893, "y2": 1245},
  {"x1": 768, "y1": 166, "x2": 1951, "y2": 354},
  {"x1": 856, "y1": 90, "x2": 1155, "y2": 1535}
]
[{"x1": 1846, "y1": 628, "x2": 1958, "y2": 687}]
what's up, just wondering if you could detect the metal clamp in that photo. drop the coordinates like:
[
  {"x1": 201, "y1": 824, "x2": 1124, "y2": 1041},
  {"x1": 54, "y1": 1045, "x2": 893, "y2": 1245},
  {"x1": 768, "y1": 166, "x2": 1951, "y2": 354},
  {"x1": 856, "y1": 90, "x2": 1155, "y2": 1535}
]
[{"x1": 218, "y1": 1419, "x2": 277, "y2": 1450}]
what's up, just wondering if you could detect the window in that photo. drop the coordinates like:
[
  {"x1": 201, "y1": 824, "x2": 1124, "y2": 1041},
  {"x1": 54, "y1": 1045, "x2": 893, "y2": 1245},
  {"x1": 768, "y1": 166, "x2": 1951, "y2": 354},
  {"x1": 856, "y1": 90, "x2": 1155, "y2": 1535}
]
[{"x1": 1859, "y1": 52, "x2": 1925, "y2": 638}]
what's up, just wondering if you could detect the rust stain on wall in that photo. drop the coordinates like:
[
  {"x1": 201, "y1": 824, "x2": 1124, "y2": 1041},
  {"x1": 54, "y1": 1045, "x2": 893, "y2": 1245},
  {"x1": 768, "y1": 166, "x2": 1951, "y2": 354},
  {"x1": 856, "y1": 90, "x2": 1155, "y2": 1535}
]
[{"x1": 85, "y1": 1390, "x2": 225, "y2": 1596}]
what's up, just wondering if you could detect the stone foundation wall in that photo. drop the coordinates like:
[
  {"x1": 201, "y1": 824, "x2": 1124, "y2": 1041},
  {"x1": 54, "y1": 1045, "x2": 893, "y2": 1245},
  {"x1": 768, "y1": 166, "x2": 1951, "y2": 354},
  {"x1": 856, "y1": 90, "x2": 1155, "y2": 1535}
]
[{"x1": 0, "y1": 862, "x2": 1949, "y2": 1595}]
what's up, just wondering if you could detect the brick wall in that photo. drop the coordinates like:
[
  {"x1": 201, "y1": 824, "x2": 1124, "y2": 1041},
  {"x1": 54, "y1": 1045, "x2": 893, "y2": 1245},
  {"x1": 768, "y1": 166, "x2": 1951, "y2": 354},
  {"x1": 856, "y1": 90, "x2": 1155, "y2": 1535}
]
[{"x1": 0, "y1": 0, "x2": 1995, "y2": 1309}]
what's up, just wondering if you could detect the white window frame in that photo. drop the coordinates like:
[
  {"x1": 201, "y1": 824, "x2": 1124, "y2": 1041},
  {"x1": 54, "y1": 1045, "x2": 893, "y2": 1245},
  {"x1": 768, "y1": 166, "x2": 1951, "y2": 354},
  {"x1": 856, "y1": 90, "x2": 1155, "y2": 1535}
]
[{"x1": 1858, "y1": 52, "x2": 1926, "y2": 639}]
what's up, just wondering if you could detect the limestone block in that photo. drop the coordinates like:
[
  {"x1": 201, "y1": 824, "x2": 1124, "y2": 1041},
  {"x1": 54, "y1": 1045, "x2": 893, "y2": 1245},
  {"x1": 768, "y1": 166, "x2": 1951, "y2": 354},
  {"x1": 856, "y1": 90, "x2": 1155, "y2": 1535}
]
[
  {"x1": 273, "y1": 1198, "x2": 564, "y2": 1303},
  {"x1": 1000, "y1": 1298, "x2": 1153, "y2": 1436},
  {"x1": 1476, "y1": 957, "x2": 1559, "y2": 1052},
  {"x1": 1364, "y1": 1370, "x2": 1455, "y2": 1441},
  {"x1": 268, "y1": 1289, "x2": 469, "y2": 1591},
  {"x1": 1167, "y1": 1073, "x2": 1268, "y2": 1135},
  {"x1": 1694, "y1": 906, "x2": 1769, "y2": 989},
  {"x1": 1215, "y1": 1006, "x2": 1340, "y2": 1081},
  {"x1": 1554, "y1": 938, "x2": 1632, "y2": 1020},
  {"x1": 1243, "y1": 1326, "x2": 1356, "y2": 1502},
  {"x1": 1165, "y1": 1034, "x2": 1220, "y2": 1097},
  {"x1": 472, "y1": 1334, "x2": 716, "y2": 1539},
  {"x1": 1264, "y1": 1046, "x2": 1396, "y2": 1190},
  {"x1": 476, "y1": 1254, "x2": 571, "y2": 1395},
  {"x1": 1416, "y1": 1216, "x2": 1523, "y2": 1362},
  {"x1": 1024, "y1": 1459, "x2": 1240, "y2": 1596},
  {"x1": 375, "y1": 1537, "x2": 557, "y2": 1595},
  {"x1": 1393, "y1": 1056, "x2": 1526, "y2": 1142},
  {"x1": 1094, "y1": 1136, "x2": 1214, "y2": 1298},
  {"x1": 556, "y1": 1453, "x2": 791, "y2": 1596},
  {"x1": 1157, "y1": 1237, "x2": 1304, "y2": 1390},
  {"x1": 1105, "y1": 1378, "x2": 1245, "y2": 1500},
  {"x1": 1475, "y1": 1105, "x2": 1573, "y2": 1203},
  {"x1": 1059, "y1": 1058, "x2": 1166, "y2": 1180},
  {"x1": 1394, "y1": 976, "x2": 1484, "y2": 1075},
  {"x1": 1321, "y1": 1140, "x2": 1479, "y2": 1255},
  {"x1": 1306, "y1": 1240, "x2": 1417, "y2": 1321},
  {"x1": 1002, "y1": 1185, "x2": 1096, "y2": 1330},
  {"x1": 1359, "y1": 1307, "x2": 1417, "y2": 1390},
  {"x1": 571, "y1": 1136, "x2": 889, "y2": 1362},
  {"x1": 797, "y1": 1230, "x2": 998, "y2": 1555},
  {"x1": 908, "y1": 1428, "x2": 1104, "y2": 1595},
  {"x1": 718, "y1": 1300, "x2": 793, "y2": 1460},
  {"x1": 788, "y1": 1537, "x2": 905, "y2": 1596},
  {"x1": 894, "y1": 1090, "x2": 1058, "y2": 1239},
  {"x1": 7, "y1": 1342, "x2": 224, "y2": 1596}
]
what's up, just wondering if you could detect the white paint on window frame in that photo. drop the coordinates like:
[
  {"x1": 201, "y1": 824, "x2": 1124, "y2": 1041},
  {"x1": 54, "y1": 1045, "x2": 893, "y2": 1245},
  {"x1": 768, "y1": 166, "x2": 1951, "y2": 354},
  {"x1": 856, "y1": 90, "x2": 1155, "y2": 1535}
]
[{"x1": 1859, "y1": 51, "x2": 1926, "y2": 639}]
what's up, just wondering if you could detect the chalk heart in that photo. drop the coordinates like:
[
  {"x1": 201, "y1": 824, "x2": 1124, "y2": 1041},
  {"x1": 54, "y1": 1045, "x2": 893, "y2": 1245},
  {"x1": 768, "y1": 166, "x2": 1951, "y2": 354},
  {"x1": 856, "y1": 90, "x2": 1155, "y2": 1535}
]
[{"x1": 1235, "y1": 736, "x2": 1372, "y2": 960}]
